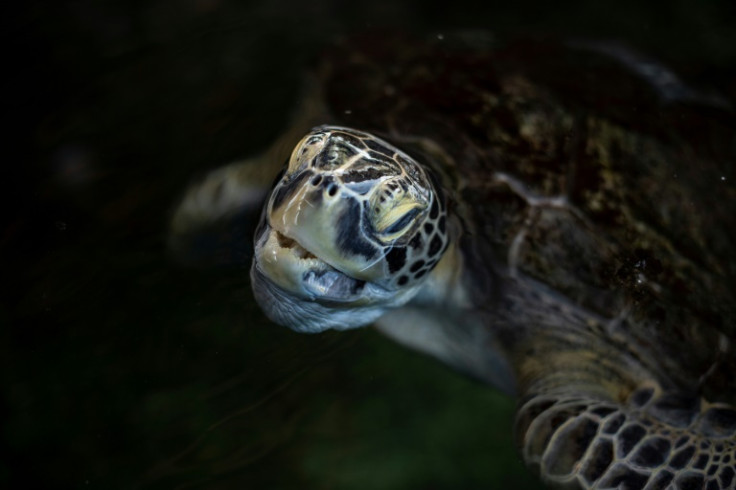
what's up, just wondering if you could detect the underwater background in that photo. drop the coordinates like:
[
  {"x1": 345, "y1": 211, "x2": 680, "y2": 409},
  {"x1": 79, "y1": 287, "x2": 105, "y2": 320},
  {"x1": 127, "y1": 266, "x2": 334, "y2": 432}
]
[{"x1": 3, "y1": 0, "x2": 735, "y2": 488}]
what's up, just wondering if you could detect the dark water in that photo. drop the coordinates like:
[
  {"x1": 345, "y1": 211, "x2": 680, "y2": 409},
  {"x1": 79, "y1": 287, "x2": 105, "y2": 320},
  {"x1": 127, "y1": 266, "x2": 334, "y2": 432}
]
[{"x1": 4, "y1": 1, "x2": 735, "y2": 489}]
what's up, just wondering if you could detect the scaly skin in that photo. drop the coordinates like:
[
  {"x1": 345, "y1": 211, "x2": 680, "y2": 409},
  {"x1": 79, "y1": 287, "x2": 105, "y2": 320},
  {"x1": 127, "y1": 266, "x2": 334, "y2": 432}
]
[{"x1": 517, "y1": 386, "x2": 736, "y2": 489}]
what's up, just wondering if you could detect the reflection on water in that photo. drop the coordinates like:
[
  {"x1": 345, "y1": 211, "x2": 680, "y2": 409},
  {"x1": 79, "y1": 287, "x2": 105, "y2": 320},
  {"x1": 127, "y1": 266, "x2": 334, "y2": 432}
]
[{"x1": 5, "y1": 1, "x2": 734, "y2": 489}]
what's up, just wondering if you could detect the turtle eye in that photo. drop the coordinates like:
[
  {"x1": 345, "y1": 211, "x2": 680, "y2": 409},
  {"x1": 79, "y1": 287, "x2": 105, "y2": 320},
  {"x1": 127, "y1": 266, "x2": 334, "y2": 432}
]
[
  {"x1": 383, "y1": 208, "x2": 421, "y2": 236},
  {"x1": 370, "y1": 176, "x2": 429, "y2": 242},
  {"x1": 373, "y1": 204, "x2": 424, "y2": 242}
]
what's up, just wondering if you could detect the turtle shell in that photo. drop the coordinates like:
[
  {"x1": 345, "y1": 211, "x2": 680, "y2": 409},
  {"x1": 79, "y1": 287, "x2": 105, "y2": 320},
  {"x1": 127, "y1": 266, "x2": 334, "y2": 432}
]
[{"x1": 313, "y1": 32, "x2": 736, "y2": 402}]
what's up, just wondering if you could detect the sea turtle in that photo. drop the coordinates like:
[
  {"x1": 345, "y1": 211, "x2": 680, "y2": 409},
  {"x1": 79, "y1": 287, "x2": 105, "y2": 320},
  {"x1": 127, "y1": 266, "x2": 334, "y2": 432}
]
[{"x1": 170, "y1": 32, "x2": 736, "y2": 489}]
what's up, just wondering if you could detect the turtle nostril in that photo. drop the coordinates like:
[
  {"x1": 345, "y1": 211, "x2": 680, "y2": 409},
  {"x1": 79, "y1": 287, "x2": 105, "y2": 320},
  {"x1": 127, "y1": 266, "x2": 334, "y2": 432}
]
[
  {"x1": 311, "y1": 175, "x2": 323, "y2": 186},
  {"x1": 327, "y1": 184, "x2": 338, "y2": 197}
]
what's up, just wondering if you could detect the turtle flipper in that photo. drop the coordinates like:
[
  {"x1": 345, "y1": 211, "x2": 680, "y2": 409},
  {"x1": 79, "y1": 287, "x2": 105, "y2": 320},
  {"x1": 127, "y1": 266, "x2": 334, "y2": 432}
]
[
  {"x1": 168, "y1": 79, "x2": 327, "y2": 267},
  {"x1": 168, "y1": 158, "x2": 281, "y2": 267},
  {"x1": 516, "y1": 386, "x2": 736, "y2": 489}
]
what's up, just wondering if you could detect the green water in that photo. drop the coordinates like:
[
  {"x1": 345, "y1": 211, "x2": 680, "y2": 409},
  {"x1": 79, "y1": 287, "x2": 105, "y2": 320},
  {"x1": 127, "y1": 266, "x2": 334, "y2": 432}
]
[{"x1": 4, "y1": 1, "x2": 734, "y2": 488}]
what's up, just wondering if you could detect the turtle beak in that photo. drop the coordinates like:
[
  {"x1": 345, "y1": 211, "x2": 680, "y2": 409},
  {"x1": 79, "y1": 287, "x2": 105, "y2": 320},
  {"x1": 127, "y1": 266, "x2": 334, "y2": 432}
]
[{"x1": 267, "y1": 172, "x2": 387, "y2": 283}]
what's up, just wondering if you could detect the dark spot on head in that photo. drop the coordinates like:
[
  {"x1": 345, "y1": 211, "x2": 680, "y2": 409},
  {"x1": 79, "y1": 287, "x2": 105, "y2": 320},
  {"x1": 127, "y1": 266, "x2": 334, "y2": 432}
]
[
  {"x1": 707, "y1": 479, "x2": 720, "y2": 490},
  {"x1": 336, "y1": 200, "x2": 376, "y2": 260},
  {"x1": 315, "y1": 148, "x2": 334, "y2": 168},
  {"x1": 424, "y1": 222, "x2": 434, "y2": 234},
  {"x1": 342, "y1": 166, "x2": 385, "y2": 183},
  {"x1": 385, "y1": 247, "x2": 407, "y2": 274},
  {"x1": 334, "y1": 132, "x2": 364, "y2": 149},
  {"x1": 428, "y1": 235, "x2": 443, "y2": 257},
  {"x1": 311, "y1": 175, "x2": 323, "y2": 186},
  {"x1": 708, "y1": 464, "x2": 719, "y2": 476},
  {"x1": 397, "y1": 275, "x2": 408, "y2": 286},
  {"x1": 410, "y1": 260, "x2": 425, "y2": 273},
  {"x1": 365, "y1": 138, "x2": 394, "y2": 157},
  {"x1": 409, "y1": 233, "x2": 423, "y2": 249},
  {"x1": 327, "y1": 184, "x2": 338, "y2": 196},
  {"x1": 414, "y1": 269, "x2": 427, "y2": 279},
  {"x1": 438, "y1": 215, "x2": 446, "y2": 234}
]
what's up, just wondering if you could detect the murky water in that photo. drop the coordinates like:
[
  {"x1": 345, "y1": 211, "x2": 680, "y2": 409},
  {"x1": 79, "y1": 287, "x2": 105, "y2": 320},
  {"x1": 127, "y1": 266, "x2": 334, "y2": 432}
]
[{"x1": 4, "y1": 1, "x2": 734, "y2": 489}]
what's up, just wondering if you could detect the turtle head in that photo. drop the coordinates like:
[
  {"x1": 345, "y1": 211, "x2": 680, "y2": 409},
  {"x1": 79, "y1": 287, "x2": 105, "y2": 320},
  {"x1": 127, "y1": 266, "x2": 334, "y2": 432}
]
[{"x1": 251, "y1": 126, "x2": 450, "y2": 333}]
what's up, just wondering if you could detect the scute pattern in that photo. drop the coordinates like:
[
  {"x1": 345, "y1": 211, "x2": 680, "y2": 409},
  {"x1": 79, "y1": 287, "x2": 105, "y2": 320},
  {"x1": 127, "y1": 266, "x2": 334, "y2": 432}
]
[
  {"x1": 517, "y1": 387, "x2": 736, "y2": 489},
  {"x1": 266, "y1": 126, "x2": 450, "y2": 289},
  {"x1": 319, "y1": 130, "x2": 450, "y2": 288}
]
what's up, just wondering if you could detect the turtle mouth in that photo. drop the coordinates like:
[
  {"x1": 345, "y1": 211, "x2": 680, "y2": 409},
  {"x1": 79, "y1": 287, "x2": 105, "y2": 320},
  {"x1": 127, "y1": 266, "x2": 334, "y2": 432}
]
[
  {"x1": 274, "y1": 231, "x2": 318, "y2": 260},
  {"x1": 259, "y1": 228, "x2": 368, "y2": 301},
  {"x1": 251, "y1": 227, "x2": 406, "y2": 334}
]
